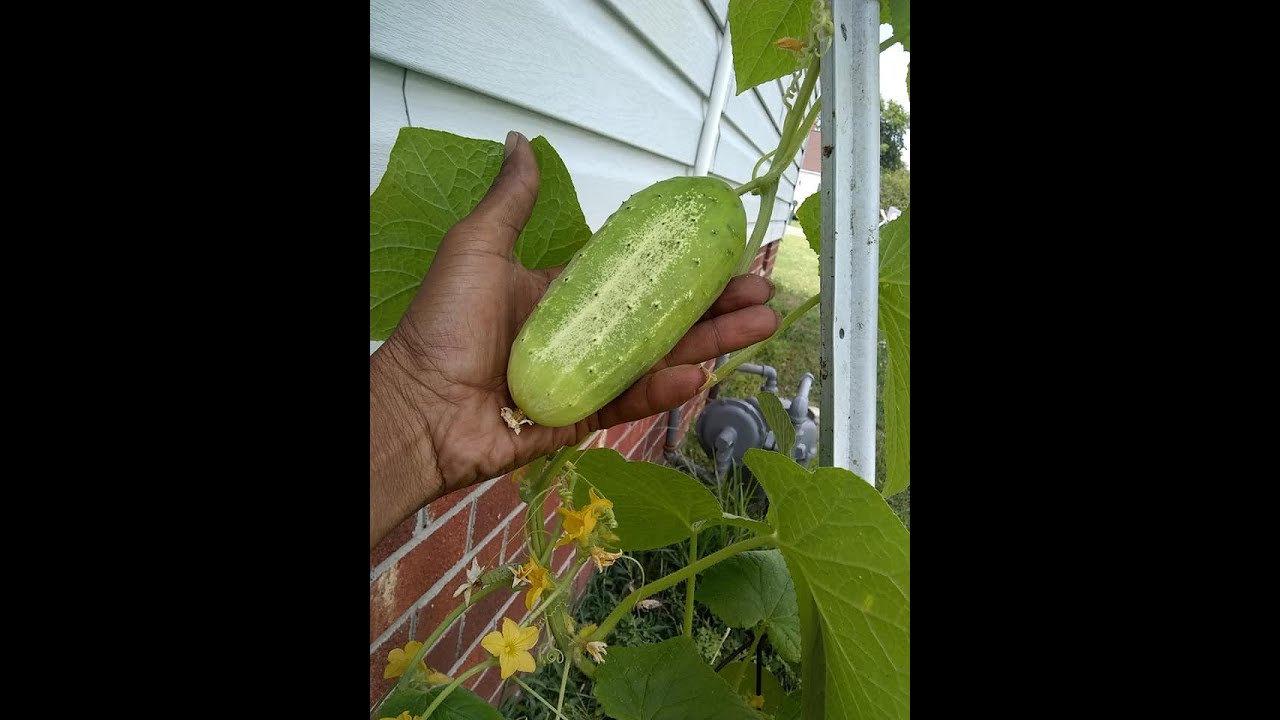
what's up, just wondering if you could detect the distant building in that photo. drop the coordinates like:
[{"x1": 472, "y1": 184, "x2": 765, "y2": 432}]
[{"x1": 792, "y1": 127, "x2": 823, "y2": 215}]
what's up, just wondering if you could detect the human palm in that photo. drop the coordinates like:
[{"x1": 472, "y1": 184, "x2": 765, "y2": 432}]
[{"x1": 373, "y1": 133, "x2": 779, "y2": 497}]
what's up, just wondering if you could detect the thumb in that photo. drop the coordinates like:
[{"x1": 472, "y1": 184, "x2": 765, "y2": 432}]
[{"x1": 444, "y1": 131, "x2": 540, "y2": 258}]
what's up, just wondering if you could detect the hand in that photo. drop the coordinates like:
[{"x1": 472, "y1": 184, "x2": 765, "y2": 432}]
[{"x1": 370, "y1": 132, "x2": 779, "y2": 548}]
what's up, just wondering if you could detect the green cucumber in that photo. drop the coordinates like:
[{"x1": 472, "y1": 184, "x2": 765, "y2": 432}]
[{"x1": 508, "y1": 176, "x2": 747, "y2": 427}]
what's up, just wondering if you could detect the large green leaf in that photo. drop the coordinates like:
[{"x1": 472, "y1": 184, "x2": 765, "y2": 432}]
[
  {"x1": 572, "y1": 449, "x2": 722, "y2": 551},
  {"x1": 593, "y1": 636, "x2": 758, "y2": 720},
  {"x1": 369, "y1": 129, "x2": 590, "y2": 340},
  {"x1": 776, "y1": 689, "x2": 803, "y2": 720},
  {"x1": 889, "y1": 0, "x2": 910, "y2": 51},
  {"x1": 719, "y1": 660, "x2": 788, "y2": 715},
  {"x1": 746, "y1": 449, "x2": 910, "y2": 720},
  {"x1": 756, "y1": 393, "x2": 796, "y2": 459},
  {"x1": 879, "y1": 208, "x2": 910, "y2": 497},
  {"x1": 374, "y1": 683, "x2": 502, "y2": 720},
  {"x1": 728, "y1": 0, "x2": 812, "y2": 95},
  {"x1": 795, "y1": 192, "x2": 820, "y2": 257},
  {"x1": 698, "y1": 549, "x2": 800, "y2": 663}
]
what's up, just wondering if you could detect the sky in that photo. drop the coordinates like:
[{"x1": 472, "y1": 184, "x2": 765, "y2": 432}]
[{"x1": 878, "y1": 24, "x2": 910, "y2": 168}]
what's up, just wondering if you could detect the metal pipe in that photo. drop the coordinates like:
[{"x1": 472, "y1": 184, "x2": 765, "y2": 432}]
[
  {"x1": 818, "y1": 0, "x2": 879, "y2": 485},
  {"x1": 713, "y1": 426, "x2": 737, "y2": 479},
  {"x1": 734, "y1": 363, "x2": 779, "y2": 393},
  {"x1": 789, "y1": 372, "x2": 814, "y2": 424},
  {"x1": 692, "y1": 18, "x2": 735, "y2": 176}
]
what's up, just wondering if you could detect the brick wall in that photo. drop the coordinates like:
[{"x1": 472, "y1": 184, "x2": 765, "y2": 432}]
[{"x1": 369, "y1": 240, "x2": 780, "y2": 708}]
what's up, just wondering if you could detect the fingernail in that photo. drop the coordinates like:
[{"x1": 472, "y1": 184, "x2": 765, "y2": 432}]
[
  {"x1": 503, "y1": 131, "x2": 521, "y2": 159},
  {"x1": 764, "y1": 277, "x2": 776, "y2": 300}
]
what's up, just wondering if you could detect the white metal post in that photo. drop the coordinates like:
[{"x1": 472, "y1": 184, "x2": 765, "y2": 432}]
[
  {"x1": 819, "y1": 0, "x2": 878, "y2": 484},
  {"x1": 692, "y1": 21, "x2": 735, "y2": 177}
]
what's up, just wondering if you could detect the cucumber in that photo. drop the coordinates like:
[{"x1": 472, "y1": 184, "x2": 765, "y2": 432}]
[{"x1": 508, "y1": 176, "x2": 747, "y2": 427}]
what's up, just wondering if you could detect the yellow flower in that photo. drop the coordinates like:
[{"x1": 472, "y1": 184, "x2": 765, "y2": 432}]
[
  {"x1": 750, "y1": 694, "x2": 766, "y2": 709},
  {"x1": 480, "y1": 617, "x2": 540, "y2": 679},
  {"x1": 555, "y1": 487, "x2": 614, "y2": 547},
  {"x1": 380, "y1": 712, "x2": 418, "y2": 720},
  {"x1": 382, "y1": 640, "x2": 427, "y2": 679},
  {"x1": 584, "y1": 640, "x2": 608, "y2": 664},
  {"x1": 383, "y1": 640, "x2": 450, "y2": 684},
  {"x1": 514, "y1": 556, "x2": 555, "y2": 610},
  {"x1": 589, "y1": 546, "x2": 623, "y2": 571}
]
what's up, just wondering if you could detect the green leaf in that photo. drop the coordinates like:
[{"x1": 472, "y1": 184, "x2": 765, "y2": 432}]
[
  {"x1": 879, "y1": 208, "x2": 910, "y2": 497},
  {"x1": 795, "y1": 192, "x2": 820, "y2": 257},
  {"x1": 374, "y1": 684, "x2": 502, "y2": 720},
  {"x1": 594, "y1": 636, "x2": 758, "y2": 720},
  {"x1": 728, "y1": 0, "x2": 812, "y2": 95},
  {"x1": 746, "y1": 449, "x2": 910, "y2": 720},
  {"x1": 757, "y1": 394, "x2": 796, "y2": 459},
  {"x1": 369, "y1": 128, "x2": 590, "y2": 340},
  {"x1": 777, "y1": 690, "x2": 803, "y2": 720},
  {"x1": 889, "y1": 0, "x2": 910, "y2": 51},
  {"x1": 517, "y1": 136, "x2": 592, "y2": 268},
  {"x1": 698, "y1": 550, "x2": 801, "y2": 663},
  {"x1": 572, "y1": 449, "x2": 722, "y2": 551},
  {"x1": 719, "y1": 660, "x2": 788, "y2": 715}
]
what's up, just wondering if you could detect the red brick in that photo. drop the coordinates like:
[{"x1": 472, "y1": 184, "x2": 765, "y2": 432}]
[
  {"x1": 470, "y1": 668, "x2": 505, "y2": 705},
  {"x1": 504, "y1": 510, "x2": 532, "y2": 562},
  {"x1": 639, "y1": 425, "x2": 666, "y2": 462},
  {"x1": 451, "y1": 592, "x2": 519, "y2": 675},
  {"x1": 473, "y1": 478, "x2": 521, "y2": 543},
  {"x1": 553, "y1": 543, "x2": 576, "y2": 572},
  {"x1": 370, "y1": 509, "x2": 470, "y2": 643},
  {"x1": 423, "y1": 619, "x2": 463, "y2": 677},
  {"x1": 452, "y1": 634, "x2": 492, "y2": 676},
  {"x1": 467, "y1": 584, "x2": 522, "y2": 643},
  {"x1": 542, "y1": 487, "x2": 561, "y2": 526},
  {"x1": 612, "y1": 417, "x2": 656, "y2": 457},
  {"x1": 426, "y1": 484, "x2": 472, "y2": 522},
  {"x1": 470, "y1": 524, "x2": 507, "y2": 578},
  {"x1": 370, "y1": 622, "x2": 411, "y2": 709},
  {"x1": 571, "y1": 562, "x2": 594, "y2": 597},
  {"x1": 370, "y1": 514, "x2": 416, "y2": 569},
  {"x1": 409, "y1": 591, "x2": 462, "y2": 656}
]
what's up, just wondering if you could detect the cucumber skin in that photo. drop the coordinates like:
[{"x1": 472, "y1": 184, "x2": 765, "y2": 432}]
[{"x1": 508, "y1": 176, "x2": 747, "y2": 427}]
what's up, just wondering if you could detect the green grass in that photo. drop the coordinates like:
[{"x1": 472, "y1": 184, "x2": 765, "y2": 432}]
[{"x1": 720, "y1": 232, "x2": 823, "y2": 402}]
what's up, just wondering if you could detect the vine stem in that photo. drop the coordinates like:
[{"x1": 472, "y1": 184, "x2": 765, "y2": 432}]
[
  {"x1": 737, "y1": 55, "x2": 822, "y2": 272},
  {"x1": 394, "y1": 582, "x2": 504, "y2": 694},
  {"x1": 556, "y1": 648, "x2": 572, "y2": 716},
  {"x1": 422, "y1": 659, "x2": 496, "y2": 718},
  {"x1": 525, "y1": 556, "x2": 589, "y2": 626},
  {"x1": 529, "y1": 445, "x2": 578, "y2": 559},
  {"x1": 683, "y1": 528, "x2": 699, "y2": 636},
  {"x1": 513, "y1": 676, "x2": 572, "y2": 720},
  {"x1": 589, "y1": 533, "x2": 777, "y2": 642},
  {"x1": 705, "y1": 292, "x2": 820, "y2": 390}
]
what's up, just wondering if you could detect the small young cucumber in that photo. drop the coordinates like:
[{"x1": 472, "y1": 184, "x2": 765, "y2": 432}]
[{"x1": 508, "y1": 176, "x2": 747, "y2": 427}]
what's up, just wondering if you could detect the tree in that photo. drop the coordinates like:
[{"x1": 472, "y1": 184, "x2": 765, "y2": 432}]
[
  {"x1": 881, "y1": 167, "x2": 910, "y2": 211},
  {"x1": 880, "y1": 98, "x2": 910, "y2": 171}
]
